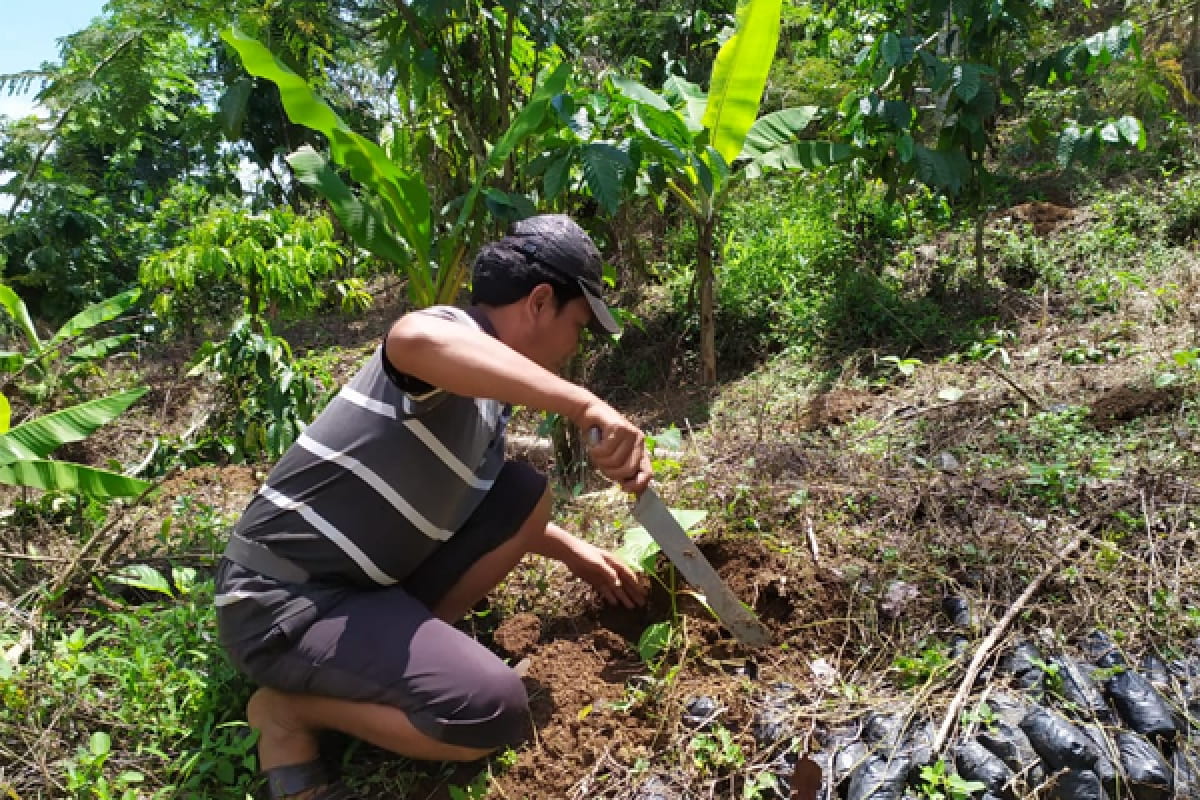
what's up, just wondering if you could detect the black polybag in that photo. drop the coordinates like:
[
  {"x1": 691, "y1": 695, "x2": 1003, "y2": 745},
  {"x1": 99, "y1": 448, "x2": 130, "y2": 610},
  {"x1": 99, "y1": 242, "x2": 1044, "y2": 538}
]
[
  {"x1": 751, "y1": 684, "x2": 797, "y2": 748},
  {"x1": 1052, "y1": 655, "x2": 1112, "y2": 721},
  {"x1": 954, "y1": 739, "x2": 1015, "y2": 798},
  {"x1": 1115, "y1": 731, "x2": 1173, "y2": 800},
  {"x1": 846, "y1": 753, "x2": 912, "y2": 800},
  {"x1": 978, "y1": 719, "x2": 1045, "y2": 788},
  {"x1": 1105, "y1": 668, "x2": 1177, "y2": 742},
  {"x1": 1081, "y1": 630, "x2": 1125, "y2": 669},
  {"x1": 833, "y1": 740, "x2": 870, "y2": 789},
  {"x1": 1080, "y1": 724, "x2": 1120, "y2": 798},
  {"x1": 1020, "y1": 707, "x2": 1101, "y2": 771},
  {"x1": 1172, "y1": 749, "x2": 1197, "y2": 799},
  {"x1": 1002, "y1": 642, "x2": 1047, "y2": 697},
  {"x1": 1048, "y1": 768, "x2": 1107, "y2": 800}
]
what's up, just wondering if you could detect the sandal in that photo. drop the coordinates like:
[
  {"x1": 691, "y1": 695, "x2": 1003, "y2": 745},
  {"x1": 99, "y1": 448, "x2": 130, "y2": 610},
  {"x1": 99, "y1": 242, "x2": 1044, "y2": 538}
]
[{"x1": 263, "y1": 759, "x2": 361, "y2": 800}]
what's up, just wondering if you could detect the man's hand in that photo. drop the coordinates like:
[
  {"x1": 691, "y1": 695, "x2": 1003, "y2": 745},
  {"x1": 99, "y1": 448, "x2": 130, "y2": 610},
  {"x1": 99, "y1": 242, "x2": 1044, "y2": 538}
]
[
  {"x1": 580, "y1": 403, "x2": 652, "y2": 494},
  {"x1": 563, "y1": 537, "x2": 648, "y2": 609}
]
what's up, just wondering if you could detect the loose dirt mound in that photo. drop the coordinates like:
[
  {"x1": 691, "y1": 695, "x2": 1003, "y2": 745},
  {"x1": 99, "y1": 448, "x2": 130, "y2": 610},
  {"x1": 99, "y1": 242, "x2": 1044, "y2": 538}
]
[{"x1": 403, "y1": 536, "x2": 852, "y2": 800}]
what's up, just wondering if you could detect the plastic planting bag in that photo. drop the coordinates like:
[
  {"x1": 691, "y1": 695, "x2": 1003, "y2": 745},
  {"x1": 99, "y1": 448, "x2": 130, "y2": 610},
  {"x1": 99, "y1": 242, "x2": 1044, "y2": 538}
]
[
  {"x1": 1080, "y1": 724, "x2": 1120, "y2": 798},
  {"x1": 1105, "y1": 668, "x2": 1177, "y2": 742},
  {"x1": 978, "y1": 719, "x2": 1045, "y2": 789},
  {"x1": 845, "y1": 753, "x2": 912, "y2": 800},
  {"x1": 953, "y1": 739, "x2": 1015, "y2": 797},
  {"x1": 1115, "y1": 731, "x2": 1173, "y2": 800},
  {"x1": 1052, "y1": 656, "x2": 1112, "y2": 721},
  {"x1": 1048, "y1": 768, "x2": 1106, "y2": 800},
  {"x1": 1003, "y1": 642, "x2": 1047, "y2": 697},
  {"x1": 1020, "y1": 707, "x2": 1101, "y2": 771}
]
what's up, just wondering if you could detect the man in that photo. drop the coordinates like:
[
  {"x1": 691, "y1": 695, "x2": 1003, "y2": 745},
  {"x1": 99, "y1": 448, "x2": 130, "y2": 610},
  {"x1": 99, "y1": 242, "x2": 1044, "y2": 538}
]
[{"x1": 215, "y1": 214, "x2": 653, "y2": 800}]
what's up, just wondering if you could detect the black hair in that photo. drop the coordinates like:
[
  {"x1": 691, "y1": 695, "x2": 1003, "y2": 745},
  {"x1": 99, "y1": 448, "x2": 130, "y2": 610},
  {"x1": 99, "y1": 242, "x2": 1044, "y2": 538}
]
[{"x1": 469, "y1": 241, "x2": 583, "y2": 310}]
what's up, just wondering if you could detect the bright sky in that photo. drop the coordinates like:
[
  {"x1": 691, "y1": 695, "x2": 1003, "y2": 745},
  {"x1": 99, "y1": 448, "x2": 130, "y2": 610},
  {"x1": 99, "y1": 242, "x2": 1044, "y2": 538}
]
[{"x1": 0, "y1": 0, "x2": 109, "y2": 119}]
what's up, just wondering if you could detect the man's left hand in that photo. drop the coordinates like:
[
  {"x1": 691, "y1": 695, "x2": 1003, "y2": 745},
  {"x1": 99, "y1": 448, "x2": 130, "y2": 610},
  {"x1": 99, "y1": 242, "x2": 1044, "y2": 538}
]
[{"x1": 566, "y1": 539, "x2": 648, "y2": 609}]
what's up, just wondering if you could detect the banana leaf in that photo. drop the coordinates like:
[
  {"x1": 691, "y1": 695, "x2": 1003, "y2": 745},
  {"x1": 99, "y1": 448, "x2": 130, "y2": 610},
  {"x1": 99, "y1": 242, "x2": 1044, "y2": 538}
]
[
  {"x1": 702, "y1": 0, "x2": 783, "y2": 166},
  {"x1": 48, "y1": 289, "x2": 141, "y2": 350},
  {"x1": 0, "y1": 283, "x2": 41, "y2": 351},
  {"x1": 0, "y1": 387, "x2": 147, "y2": 466},
  {"x1": 0, "y1": 459, "x2": 150, "y2": 499}
]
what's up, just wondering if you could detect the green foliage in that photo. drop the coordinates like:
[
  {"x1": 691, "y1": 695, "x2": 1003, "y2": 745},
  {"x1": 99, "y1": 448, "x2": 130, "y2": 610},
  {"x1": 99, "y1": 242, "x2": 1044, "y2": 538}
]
[
  {"x1": 688, "y1": 725, "x2": 745, "y2": 775},
  {"x1": 1, "y1": 573, "x2": 258, "y2": 798},
  {"x1": 0, "y1": 284, "x2": 142, "y2": 402},
  {"x1": 224, "y1": 27, "x2": 570, "y2": 309},
  {"x1": 892, "y1": 639, "x2": 952, "y2": 688},
  {"x1": 188, "y1": 318, "x2": 325, "y2": 461},
  {"x1": 139, "y1": 206, "x2": 344, "y2": 332},
  {"x1": 0, "y1": 387, "x2": 150, "y2": 500},
  {"x1": 917, "y1": 758, "x2": 987, "y2": 800}
]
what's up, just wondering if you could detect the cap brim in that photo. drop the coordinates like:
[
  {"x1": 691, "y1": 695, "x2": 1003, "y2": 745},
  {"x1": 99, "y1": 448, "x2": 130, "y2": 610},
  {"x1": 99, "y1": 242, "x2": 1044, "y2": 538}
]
[{"x1": 579, "y1": 281, "x2": 620, "y2": 335}]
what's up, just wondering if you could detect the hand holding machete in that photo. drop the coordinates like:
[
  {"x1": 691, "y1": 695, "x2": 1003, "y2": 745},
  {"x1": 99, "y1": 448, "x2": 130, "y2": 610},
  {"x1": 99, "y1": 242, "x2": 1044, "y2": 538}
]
[{"x1": 587, "y1": 427, "x2": 772, "y2": 647}]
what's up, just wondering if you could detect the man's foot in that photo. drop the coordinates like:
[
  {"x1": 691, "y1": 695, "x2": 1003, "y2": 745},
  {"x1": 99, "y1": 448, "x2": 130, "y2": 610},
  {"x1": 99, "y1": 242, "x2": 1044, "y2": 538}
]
[{"x1": 262, "y1": 759, "x2": 360, "y2": 799}]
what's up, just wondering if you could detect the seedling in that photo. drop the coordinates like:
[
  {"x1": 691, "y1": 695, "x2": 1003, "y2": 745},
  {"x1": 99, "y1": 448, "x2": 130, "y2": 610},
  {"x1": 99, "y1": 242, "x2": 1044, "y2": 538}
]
[
  {"x1": 615, "y1": 508, "x2": 709, "y2": 664},
  {"x1": 917, "y1": 759, "x2": 986, "y2": 800}
]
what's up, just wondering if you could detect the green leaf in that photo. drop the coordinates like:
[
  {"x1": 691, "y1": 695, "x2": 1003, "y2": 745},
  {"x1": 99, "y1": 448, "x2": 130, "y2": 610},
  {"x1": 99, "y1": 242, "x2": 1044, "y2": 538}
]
[
  {"x1": 286, "y1": 146, "x2": 415, "y2": 270},
  {"x1": 897, "y1": 132, "x2": 915, "y2": 163},
  {"x1": 742, "y1": 140, "x2": 850, "y2": 179},
  {"x1": 542, "y1": 150, "x2": 574, "y2": 201},
  {"x1": 738, "y1": 106, "x2": 819, "y2": 160},
  {"x1": 663, "y1": 75, "x2": 709, "y2": 131},
  {"x1": 1056, "y1": 124, "x2": 1081, "y2": 168},
  {"x1": 0, "y1": 352, "x2": 22, "y2": 374},
  {"x1": 702, "y1": 0, "x2": 783, "y2": 166},
  {"x1": 1116, "y1": 116, "x2": 1144, "y2": 149},
  {"x1": 670, "y1": 509, "x2": 708, "y2": 531},
  {"x1": 1099, "y1": 122, "x2": 1120, "y2": 143},
  {"x1": 637, "y1": 622, "x2": 674, "y2": 664},
  {"x1": 880, "y1": 33, "x2": 903, "y2": 67},
  {"x1": 652, "y1": 425, "x2": 684, "y2": 451},
  {"x1": 580, "y1": 142, "x2": 631, "y2": 214},
  {"x1": 0, "y1": 387, "x2": 147, "y2": 466},
  {"x1": 0, "y1": 459, "x2": 151, "y2": 499},
  {"x1": 486, "y1": 63, "x2": 569, "y2": 171},
  {"x1": 953, "y1": 64, "x2": 982, "y2": 102},
  {"x1": 616, "y1": 526, "x2": 660, "y2": 574},
  {"x1": 90, "y1": 731, "x2": 111, "y2": 758},
  {"x1": 222, "y1": 28, "x2": 431, "y2": 266},
  {"x1": 68, "y1": 334, "x2": 136, "y2": 363},
  {"x1": 0, "y1": 283, "x2": 41, "y2": 351},
  {"x1": 108, "y1": 564, "x2": 173, "y2": 597},
  {"x1": 913, "y1": 145, "x2": 970, "y2": 194},
  {"x1": 217, "y1": 76, "x2": 253, "y2": 139},
  {"x1": 611, "y1": 75, "x2": 671, "y2": 112},
  {"x1": 0, "y1": 394, "x2": 9, "y2": 434}
]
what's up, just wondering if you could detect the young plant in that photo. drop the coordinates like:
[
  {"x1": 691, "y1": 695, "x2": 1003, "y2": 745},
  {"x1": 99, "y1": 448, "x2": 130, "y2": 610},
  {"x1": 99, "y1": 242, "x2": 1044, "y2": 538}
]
[
  {"x1": 615, "y1": 507, "x2": 709, "y2": 665},
  {"x1": 0, "y1": 284, "x2": 141, "y2": 402},
  {"x1": 917, "y1": 758, "x2": 987, "y2": 800}
]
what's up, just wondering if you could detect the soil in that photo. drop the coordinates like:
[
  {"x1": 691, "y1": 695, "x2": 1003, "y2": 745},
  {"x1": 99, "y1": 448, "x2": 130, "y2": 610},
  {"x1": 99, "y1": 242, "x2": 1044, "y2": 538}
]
[{"x1": 396, "y1": 537, "x2": 851, "y2": 800}]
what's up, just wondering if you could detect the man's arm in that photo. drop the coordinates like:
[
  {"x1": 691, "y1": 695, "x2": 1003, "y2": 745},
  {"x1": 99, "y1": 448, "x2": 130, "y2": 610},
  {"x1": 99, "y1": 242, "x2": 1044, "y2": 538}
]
[{"x1": 385, "y1": 313, "x2": 650, "y2": 492}]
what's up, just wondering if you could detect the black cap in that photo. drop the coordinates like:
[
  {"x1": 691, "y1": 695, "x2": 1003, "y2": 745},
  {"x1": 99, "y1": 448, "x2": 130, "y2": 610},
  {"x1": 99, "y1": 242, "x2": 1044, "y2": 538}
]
[{"x1": 506, "y1": 214, "x2": 620, "y2": 335}]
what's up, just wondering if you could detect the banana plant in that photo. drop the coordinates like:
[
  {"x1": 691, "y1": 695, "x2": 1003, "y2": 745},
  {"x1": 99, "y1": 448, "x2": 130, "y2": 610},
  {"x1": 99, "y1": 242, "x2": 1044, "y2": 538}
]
[
  {"x1": 0, "y1": 284, "x2": 141, "y2": 401},
  {"x1": 606, "y1": 0, "x2": 846, "y2": 383},
  {"x1": 221, "y1": 28, "x2": 568, "y2": 310},
  {"x1": 0, "y1": 387, "x2": 151, "y2": 500}
]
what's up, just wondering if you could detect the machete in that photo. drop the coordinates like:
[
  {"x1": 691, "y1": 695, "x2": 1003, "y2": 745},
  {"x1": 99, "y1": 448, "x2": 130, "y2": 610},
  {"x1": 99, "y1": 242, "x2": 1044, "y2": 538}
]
[{"x1": 631, "y1": 487, "x2": 772, "y2": 647}]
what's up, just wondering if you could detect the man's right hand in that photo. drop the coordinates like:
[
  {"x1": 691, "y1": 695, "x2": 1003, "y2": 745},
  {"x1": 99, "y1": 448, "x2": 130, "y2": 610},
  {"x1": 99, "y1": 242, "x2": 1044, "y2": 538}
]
[{"x1": 581, "y1": 404, "x2": 652, "y2": 495}]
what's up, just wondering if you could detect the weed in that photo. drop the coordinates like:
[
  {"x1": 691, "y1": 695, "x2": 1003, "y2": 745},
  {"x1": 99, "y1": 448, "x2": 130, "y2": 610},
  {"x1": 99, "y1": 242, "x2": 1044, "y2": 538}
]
[
  {"x1": 916, "y1": 758, "x2": 987, "y2": 800},
  {"x1": 892, "y1": 640, "x2": 953, "y2": 688},
  {"x1": 687, "y1": 725, "x2": 745, "y2": 775}
]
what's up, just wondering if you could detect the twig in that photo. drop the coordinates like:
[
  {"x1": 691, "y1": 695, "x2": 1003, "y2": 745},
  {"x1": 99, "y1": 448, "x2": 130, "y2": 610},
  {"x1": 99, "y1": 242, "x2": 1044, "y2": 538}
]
[
  {"x1": 2, "y1": 484, "x2": 157, "y2": 667},
  {"x1": 977, "y1": 359, "x2": 1045, "y2": 412},
  {"x1": 931, "y1": 531, "x2": 1084, "y2": 754},
  {"x1": 805, "y1": 516, "x2": 820, "y2": 565}
]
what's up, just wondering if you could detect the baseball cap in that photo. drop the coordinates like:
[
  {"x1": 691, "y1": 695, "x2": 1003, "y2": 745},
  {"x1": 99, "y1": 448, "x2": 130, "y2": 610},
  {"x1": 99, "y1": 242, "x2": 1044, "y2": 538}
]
[{"x1": 506, "y1": 214, "x2": 620, "y2": 335}]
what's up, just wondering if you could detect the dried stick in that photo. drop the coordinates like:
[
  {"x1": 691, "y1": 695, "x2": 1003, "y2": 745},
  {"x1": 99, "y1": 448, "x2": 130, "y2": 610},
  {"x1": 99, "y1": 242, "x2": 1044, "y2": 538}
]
[
  {"x1": 3, "y1": 484, "x2": 157, "y2": 667},
  {"x1": 931, "y1": 532, "x2": 1083, "y2": 754}
]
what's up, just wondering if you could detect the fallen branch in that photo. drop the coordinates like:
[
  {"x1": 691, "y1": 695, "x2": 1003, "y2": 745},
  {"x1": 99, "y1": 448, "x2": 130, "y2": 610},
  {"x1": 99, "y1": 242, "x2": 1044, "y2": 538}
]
[
  {"x1": 931, "y1": 531, "x2": 1084, "y2": 754},
  {"x1": 2, "y1": 484, "x2": 157, "y2": 668}
]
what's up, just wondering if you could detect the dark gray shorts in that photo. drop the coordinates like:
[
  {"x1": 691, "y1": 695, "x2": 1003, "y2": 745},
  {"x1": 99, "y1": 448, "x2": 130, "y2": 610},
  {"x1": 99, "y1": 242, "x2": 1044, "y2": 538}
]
[{"x1": 216, "y1": 461, "x2": 547, "y2": 750}]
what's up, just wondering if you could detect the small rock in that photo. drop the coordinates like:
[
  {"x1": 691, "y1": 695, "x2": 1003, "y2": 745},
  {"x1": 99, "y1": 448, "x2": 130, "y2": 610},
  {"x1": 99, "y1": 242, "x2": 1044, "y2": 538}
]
[
  {"x1": 935, "y1": 451, "x2": 961, "y2": 472},
  {"x1": 880, "y1": 581, "x2": 919, "y2": 620},
  {"x1": 682, "y1": 696, "x2": 719, "y2": 730}
]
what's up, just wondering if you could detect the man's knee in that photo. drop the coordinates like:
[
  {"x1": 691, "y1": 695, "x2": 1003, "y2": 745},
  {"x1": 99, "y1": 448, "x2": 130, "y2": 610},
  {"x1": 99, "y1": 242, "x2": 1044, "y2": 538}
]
[{"x1": 431, "y1": 661, "x2": 530, "y2": 752}]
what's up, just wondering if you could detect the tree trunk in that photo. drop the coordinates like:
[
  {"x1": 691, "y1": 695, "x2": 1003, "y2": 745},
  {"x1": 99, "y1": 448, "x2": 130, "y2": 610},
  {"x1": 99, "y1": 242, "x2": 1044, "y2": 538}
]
[
  {"x1": 697, "y1": 217, "x2": 717, "y2": 384},
  {"x1": 1188, "y1": 0, "x2": 1200, "y2": 96}
]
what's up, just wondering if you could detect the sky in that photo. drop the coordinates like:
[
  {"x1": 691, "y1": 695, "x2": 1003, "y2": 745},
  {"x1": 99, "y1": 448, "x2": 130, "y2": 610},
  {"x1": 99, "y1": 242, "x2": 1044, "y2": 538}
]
[{"x1": 0, "y1": 0, "x2": 109, "y2": 119}]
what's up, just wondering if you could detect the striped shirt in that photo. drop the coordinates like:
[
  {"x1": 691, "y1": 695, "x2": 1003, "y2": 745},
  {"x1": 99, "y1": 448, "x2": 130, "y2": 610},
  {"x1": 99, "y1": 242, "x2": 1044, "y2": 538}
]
[{"x1": 220, "y1": 306, "x2": 511, "y2": 600}]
